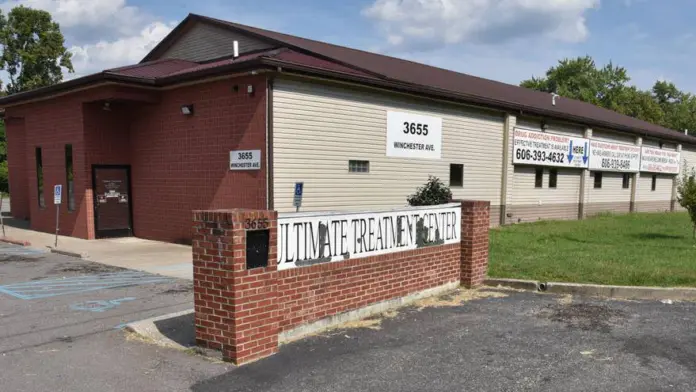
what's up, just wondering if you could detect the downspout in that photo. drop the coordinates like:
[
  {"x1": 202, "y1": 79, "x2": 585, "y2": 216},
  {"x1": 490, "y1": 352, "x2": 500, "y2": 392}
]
[{"x1": 266, "y1": 75, "x2": 275, "y2": 210}]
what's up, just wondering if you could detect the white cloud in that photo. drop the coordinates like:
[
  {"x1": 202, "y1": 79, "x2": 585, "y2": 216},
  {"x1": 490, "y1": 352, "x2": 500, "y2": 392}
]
[
  {"x1": 0, "y1": 0, "x2": 176, "y2": 77},
  {"x1": 70, "y1": 21, "x2": 175, "y2": 76},
  {"x1": 363, "y1": 0, "x2": 599, "y2": 50},
  {"x1": 0, "y1": 0, "x2": 147, "y2": 37}
]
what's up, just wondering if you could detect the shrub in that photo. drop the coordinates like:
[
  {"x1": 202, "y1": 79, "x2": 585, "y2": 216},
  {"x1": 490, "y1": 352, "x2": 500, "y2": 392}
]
[
  {"x1": 677, "y1": 163, "x2": 696, "y2": 240},
  {"x1": 0, "y1": 160, "x2": 8, "y2": 195},
  {"x1": 407, "y1": 176, "x2": 452, "y2": 206}
]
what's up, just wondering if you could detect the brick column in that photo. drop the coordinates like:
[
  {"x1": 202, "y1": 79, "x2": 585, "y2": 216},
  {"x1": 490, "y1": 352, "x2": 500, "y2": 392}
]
[
  {"x1": 460, "y1": 201, "x2": 490, "y2": 287},
  {"x1": 192, "y1": 209, "x2": 279, "y2": 365}
]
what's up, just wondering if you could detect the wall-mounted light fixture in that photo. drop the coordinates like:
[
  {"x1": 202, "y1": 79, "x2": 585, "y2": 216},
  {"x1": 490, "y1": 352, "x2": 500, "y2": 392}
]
[
  {"x1": 540, "y1": 120, "x2": 548, "y2": 131},
  {"x1": 181, "y1": 104, "x2": 194, "y2": 116},
  {"x1": 247, "y1": 85, "x2": 254, "y2": 95}
]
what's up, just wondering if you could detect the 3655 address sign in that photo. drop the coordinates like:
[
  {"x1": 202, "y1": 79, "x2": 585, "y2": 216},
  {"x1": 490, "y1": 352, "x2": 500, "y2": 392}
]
[{"x1": 386, "y1": 111, "x2": 443, "y2": 160}]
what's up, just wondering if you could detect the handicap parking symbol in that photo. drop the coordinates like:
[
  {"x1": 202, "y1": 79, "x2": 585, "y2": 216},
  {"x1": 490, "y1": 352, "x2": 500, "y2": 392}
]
[{"x1": 70, "y1": 297, "x2": 136, "y2": 313}]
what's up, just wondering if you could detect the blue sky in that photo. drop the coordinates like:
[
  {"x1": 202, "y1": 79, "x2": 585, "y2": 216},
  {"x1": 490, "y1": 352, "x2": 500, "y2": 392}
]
[{"x1": 2, "y1": 0, "x2": 696, "y2": 93}]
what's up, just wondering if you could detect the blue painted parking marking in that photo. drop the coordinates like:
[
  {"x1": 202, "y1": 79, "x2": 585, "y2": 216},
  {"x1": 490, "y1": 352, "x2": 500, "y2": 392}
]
[
  {"x1": 0, "y1": 271, "x2": 173, "y2": 300},
  {"x1": 70, "y1": 297, "x2": 136, "y2": 313}
]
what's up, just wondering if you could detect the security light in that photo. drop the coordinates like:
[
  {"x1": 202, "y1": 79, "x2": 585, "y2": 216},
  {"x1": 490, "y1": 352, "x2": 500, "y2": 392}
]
[{"x1": 181, "y1": 104, "x2": 194, "y2": 116}]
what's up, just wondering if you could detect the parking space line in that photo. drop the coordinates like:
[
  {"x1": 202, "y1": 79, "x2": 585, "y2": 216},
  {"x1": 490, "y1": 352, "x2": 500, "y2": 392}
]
[{"x1": 0, "y1": 270, "x2": 174, "y2": 300}]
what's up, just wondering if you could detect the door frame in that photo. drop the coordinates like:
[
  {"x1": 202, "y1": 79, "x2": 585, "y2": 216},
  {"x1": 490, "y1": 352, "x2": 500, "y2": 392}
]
[{"x1": 91, "y1": 164, "x2": 134, "y2": 239}]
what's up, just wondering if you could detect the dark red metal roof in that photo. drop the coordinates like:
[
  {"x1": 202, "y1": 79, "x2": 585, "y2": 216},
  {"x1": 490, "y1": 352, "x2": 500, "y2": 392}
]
[
  {"x1": 195, "y1": 15, "x2": 696, "y2": 144},
  {"x1": 4, "y1": 13, "x2": 696, "y2": 145},
  {"x1": 108, "y1": 59, "x2": 199, "y2": 79},
  {"x1": 162, "y1": 50, "x2": 275, "y2": 77}
]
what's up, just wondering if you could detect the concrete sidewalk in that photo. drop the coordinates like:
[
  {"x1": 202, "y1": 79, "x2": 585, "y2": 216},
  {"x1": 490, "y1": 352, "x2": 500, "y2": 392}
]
[{"x1": 0, "y1": 222, "x2": 193, "y2": 280}]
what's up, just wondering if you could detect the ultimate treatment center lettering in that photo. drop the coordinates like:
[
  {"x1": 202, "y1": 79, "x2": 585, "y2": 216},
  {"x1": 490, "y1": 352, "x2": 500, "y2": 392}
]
[{"x1": 277, "y1": 206, "x2": 461, "y2": 270}]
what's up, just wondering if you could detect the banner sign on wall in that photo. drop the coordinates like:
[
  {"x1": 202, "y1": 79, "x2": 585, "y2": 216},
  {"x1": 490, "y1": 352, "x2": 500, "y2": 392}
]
[
  {"x1": 512, "y1": 128, "x2": 589, "y2": 169},
  {"x1": 588, "y1": 141, "x2": 641, "y2": 172},
  {"x1": 640, "y1": 147, "x2": 681, "y2": 174},
  {"x1": 386, "y1": 111, "x2": 443, "y2": 159},
  {"x1": 277, "y1": 203, "x2": 461, "y2": 270}
]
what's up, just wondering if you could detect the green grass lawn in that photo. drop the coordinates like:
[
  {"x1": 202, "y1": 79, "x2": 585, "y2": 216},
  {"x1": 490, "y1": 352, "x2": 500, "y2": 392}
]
[{"x1": 489, "y1": 212, "x2": 696, "y2": 287}]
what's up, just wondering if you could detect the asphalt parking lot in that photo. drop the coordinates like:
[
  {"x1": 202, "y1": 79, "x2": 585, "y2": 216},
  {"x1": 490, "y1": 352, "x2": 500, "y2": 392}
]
[
  {"x1": 194, "y1": 290, "x2": 696, "y2": 392},
  {"x1": 2, "y1": 242, "x2": 696, "y2": 391},
  {"x1": 0, "y1": 243, "x2": 230, "y2": 392}
]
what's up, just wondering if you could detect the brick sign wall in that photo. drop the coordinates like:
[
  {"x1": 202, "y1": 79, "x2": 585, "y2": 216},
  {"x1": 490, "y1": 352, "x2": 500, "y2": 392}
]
[{"x1": 193, "y1": 201, "x2": 490, "y2": 365}]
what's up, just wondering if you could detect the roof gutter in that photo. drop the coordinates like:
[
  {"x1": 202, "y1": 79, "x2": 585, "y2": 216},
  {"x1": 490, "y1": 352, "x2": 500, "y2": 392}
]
[{"x1": 0, "y1": 72, "x2": 156, "y2": 107}]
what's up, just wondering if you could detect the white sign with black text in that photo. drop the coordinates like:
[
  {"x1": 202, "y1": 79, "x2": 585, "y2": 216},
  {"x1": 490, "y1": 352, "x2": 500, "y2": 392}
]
[
  {"x1": 588, "y1": 140, "x2": 641, "y2": 172},
  {"x1": 277, "y1": 204, "x2": 461, "y2": 270},
  {"x1": 229, "y1": 149, "x2": 261, "y2": 170},
  {"x1": 640, "y1": 147, "x2": 681, "y2": 174},
  {"x1": 513, "y1": 128, "x2": 589, "y2": 169},
  {"x1": 386, "y1": 111, "x2": 443, "y2": 159},
  {"x1": 53, "y1": 185, "x2": 62, "y2": 205}
]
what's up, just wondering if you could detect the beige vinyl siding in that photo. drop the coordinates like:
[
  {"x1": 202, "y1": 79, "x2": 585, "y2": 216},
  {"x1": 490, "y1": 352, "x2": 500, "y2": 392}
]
[
  {"x1": 585, "y1": 172, "x2": 631, "y2": 216},
  {"x1": 584, "y1": 130, "x2": 635, "y2": 216},
  {"x1": 636, "y1": 173, "x2": 673, "y2": 212},
  {"x1": 506, "y1": 117, "x2": 583, "y2": 223},
  {"x1": 635, "y1": 140, "x2": 676, "y2": 211},
  {"x1": 643, "y1": 139, "x2": 677, "y2": 150},
  {"x1": 507, "y1": 166, "x2": 580, "y2": 222},
  {"x1": 682, "y1": 146, "x2": 696, "y2": 171},
  {"x1": 592, "y1": 129, "x2": 636, "y2": 144},
  {"x1": 160, "y1": 22, "x2": 273, "y2": 62},
  {"x1": 272, "y1": 77, "x2": 505, "y2": 223},
  {"x1": 515, "y1": 118, "x2": 585, "y2": 137}
]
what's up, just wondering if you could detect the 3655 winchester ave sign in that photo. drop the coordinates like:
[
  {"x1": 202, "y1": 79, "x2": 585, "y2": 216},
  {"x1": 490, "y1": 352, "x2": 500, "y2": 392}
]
[
  {"x1": 277, "y1": 204, "x2": 461, "y2": 270},
  {"x1": 386, "y1": 111, "x2": 443, "y2": 160}
]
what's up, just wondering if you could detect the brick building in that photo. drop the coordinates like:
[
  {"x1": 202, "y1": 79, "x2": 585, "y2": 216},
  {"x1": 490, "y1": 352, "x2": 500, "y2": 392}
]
[{"x1": 2, "y1": 14, "x2": 696, "y2": 243}]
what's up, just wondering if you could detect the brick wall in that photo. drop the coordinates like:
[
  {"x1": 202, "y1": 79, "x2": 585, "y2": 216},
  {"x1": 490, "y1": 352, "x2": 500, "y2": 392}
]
[
  {"x1": 193, "y1": 209, "x2": 280, "y2": 364},
  {"x1": 276, "y1": 244, "x2": 459, "y2": 332},
  {"x1": 5, "y1": 76, "x2": 267, "y2": 242},
  {"x1": 83, "y1": 102, "x2": 133, "y2": 238},
  {"x1": 5, "y1": 118, "x2": 29, "y2": 220},
  {"x1": 460, "y1": 200, "x2": 490, "y2": 287},
  {"x1": 193, "y1": 202, "x2": 490, "y2": 364},
  {"x1": 5, "y1": 95, "x2": 91, "y2": 238},
  {"x1": 130, "y1": 75, "x2": 267, "y2": 243}
]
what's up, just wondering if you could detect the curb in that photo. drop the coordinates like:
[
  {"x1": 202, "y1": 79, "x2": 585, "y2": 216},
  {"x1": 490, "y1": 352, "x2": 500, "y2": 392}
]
[
  {"x1": 47, "y1": 246, "x2": 88, "y2": 259},
  {"x1": 484, "y1": 278, "x2": 540, "y2": 291},
  {"x1": 484, "y1": 278, "x2": 696, "y2": 301},
  {"x1": 0, "y1": 237, "x2": 31, "y2": 247},
  {"x1": 124, "y1": 309, "x2": 195, "y2": 350},
  {"x1": 543, "y1": 282, "x2": 696, "y2": 301}
]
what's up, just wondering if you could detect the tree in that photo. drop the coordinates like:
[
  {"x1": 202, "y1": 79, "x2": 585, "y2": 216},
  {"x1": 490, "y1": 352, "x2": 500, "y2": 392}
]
[
  {"x1": 520, "y1": 56, "x2": 630, "y2": 108},
  {"x1": 521, "y1": 56, "x2": 696, "y2": 134},
  {"x1": 0, "y1": 6, "x2": 73, "y2": 197},
  {"x1": 677, "y1": 163, "x2": 696, "y2": 240},
  {"x1": 0, "y1": 6, "x2": 73, "y2": 94},
  {"x1": 407, "y1": 176, "x2": 452, "y2": 206}
]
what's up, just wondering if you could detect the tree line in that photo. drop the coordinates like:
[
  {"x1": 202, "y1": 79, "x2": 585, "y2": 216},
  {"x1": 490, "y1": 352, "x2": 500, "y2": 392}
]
[
  {"x1": 0, "y1": 6, "x2": 73, "y2": 194},
  {"x1": 520, "y1": 56, "x2": 696, "y2": 134}
]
